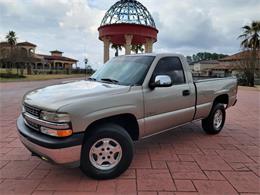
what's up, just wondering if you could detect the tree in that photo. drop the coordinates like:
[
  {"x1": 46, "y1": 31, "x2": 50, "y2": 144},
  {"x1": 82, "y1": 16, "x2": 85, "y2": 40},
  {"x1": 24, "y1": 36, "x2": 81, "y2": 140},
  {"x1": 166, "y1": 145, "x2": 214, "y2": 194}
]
[
  {"x1": 111, "y1": 44, "x2": 122, "y2": 57},
  {"x1": 5, "y1": 31, "x2": 17, "y2": 70},
  {"x1": 189, "y1": 52, "x2": 228, "y2": 62},
  {"x1": 86, "y1": 65, "x2": 95, "y2": 74},
  {"x1": 192, "y1": 54, "x2": 199, "y2": 62},
  {"x1": 131, "y1": 45, "x2": 144, "y2": 54},
  {"x1": 238, "y1": 21, "x2": 260, "y2": 86},
  {"x1": 186, "y1": 56, "x2": 192, "y2": 64},
  {"x1": 5, "y1": 31, "x2": 17, "y2": 46},
  {"x1": 3, "y1": 31, "x2": 38, "y2": 76}
]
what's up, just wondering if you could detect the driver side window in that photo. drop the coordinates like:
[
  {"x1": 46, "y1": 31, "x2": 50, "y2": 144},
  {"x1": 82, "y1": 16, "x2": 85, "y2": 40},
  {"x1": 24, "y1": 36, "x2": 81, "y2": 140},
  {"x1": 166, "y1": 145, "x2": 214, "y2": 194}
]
[{"x1": 153, "y1": 57, "x2": 186, "y2": 85}]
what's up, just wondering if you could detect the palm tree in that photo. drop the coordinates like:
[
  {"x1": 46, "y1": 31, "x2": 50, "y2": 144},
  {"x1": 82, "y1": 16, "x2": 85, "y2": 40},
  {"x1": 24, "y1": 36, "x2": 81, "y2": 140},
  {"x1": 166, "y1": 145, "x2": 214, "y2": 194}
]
[
  {"x1": 238, "y1": 21, "x2": 260, "y2": 86},
  {"x1": 111, "y1": 44, "x2": 122, "y2": 57},
  {"x1": 5, "y1": 30, "x2": 17, "y2": 46},
  {"x1": 5, "y1": 31, "x2": 17, "y2": 71},
  {"x1": 131, "y1": 45, "x2": 144, "y2": 54}
]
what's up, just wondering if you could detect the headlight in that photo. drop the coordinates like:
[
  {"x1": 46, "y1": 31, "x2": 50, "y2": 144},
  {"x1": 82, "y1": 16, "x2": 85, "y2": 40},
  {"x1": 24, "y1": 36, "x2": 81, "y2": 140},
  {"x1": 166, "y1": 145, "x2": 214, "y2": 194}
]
[
  {"x1": 40, "y1": 111, "x2": 72, "y2": 137},
  {"x1": 40, "y1": 111, "x2": 70, "y2": 123}
]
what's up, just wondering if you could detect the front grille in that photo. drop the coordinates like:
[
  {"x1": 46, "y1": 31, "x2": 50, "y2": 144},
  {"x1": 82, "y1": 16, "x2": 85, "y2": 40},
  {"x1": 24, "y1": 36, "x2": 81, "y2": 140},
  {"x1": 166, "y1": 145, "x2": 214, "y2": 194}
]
[
  {"x1": 24, "y1": 103, "x2": 41, "y2": 117},
  {"x1": 23, "y1": 104, "x2": 41, "y2": 131},
  {"x1": 24, "y1": 118, "x2": 40, "y2": 131}
]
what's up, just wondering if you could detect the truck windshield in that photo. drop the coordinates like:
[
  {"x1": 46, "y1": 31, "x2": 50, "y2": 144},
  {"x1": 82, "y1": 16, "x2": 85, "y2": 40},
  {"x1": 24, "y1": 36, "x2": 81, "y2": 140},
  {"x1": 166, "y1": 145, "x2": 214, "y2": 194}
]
[{"x1": 90, "y1": 56, "x2": 155, "y2": 86}]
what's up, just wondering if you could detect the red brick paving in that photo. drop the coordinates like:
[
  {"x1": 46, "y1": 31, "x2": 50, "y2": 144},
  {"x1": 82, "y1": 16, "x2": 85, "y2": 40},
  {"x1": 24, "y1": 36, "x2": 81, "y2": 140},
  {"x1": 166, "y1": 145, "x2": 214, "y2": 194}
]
[
  {"x1": 203, "y1": 171, "x2": 225, "y2": 181},
  {"x1": 0, "y1": 80, "x2": 260, "y2": 194},
  {"x1": 221, "y1": 171, "x2": 260, "y2": 193},
  {"x1": 174, "y1": 180, "x2": 196, "y2": 192},
  {"x1": 137, "y1": 169, "x2": 176, "y2": 191},
  {"x1": 192, "y1": 154, "x2": 232, "y2": 171},
  {"x1": 193, "y1": 180, "x2": 238, "y2": 195}
]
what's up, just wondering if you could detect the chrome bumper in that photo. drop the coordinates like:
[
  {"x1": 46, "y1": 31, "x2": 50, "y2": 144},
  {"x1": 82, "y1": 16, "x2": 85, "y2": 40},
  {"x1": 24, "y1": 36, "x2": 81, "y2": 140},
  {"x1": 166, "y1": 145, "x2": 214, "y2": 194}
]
[{"x1": 17, "y1": 115, "x2": 83, "y2": 166}]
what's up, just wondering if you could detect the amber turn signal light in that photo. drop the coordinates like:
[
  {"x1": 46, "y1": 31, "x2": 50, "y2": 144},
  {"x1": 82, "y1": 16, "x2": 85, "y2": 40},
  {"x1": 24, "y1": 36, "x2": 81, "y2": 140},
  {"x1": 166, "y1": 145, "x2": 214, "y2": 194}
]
[
  {"x1": 56, "y1": 129, "x2": 73, "y2": 137},
  {"x1": 40, "y1": 127, "x2": 73, "y2": 137}
]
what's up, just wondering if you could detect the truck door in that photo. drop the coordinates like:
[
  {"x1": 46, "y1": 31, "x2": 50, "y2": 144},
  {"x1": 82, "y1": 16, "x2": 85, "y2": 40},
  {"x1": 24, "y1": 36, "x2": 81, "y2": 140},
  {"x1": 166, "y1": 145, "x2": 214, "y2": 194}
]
[{"x1": 143, "y1": 57, "x2": 195, "y2": 136}]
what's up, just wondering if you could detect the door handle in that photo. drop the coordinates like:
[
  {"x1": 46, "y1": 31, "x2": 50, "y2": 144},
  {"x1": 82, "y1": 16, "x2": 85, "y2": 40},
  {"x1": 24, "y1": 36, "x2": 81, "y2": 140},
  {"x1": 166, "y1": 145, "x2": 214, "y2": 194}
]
[{"x1": 183, "y1": 90, "x2": 190, "y2": 96}]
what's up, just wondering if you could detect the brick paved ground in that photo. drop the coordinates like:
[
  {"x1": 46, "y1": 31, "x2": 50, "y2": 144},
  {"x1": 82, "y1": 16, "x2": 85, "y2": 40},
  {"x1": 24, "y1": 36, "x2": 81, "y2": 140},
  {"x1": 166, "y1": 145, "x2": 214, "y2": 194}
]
[{"x1": 0, "y1": 79, "x2": 259, "y2": 195}]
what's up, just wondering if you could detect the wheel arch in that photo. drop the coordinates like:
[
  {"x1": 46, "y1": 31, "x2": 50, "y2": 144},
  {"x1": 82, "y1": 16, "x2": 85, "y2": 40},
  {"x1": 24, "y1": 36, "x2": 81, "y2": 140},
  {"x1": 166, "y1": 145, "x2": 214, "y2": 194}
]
[
  {"x1": 84, "y1": 113, "x2": 140, "y2": 141},
  {"x1": 213, "y1": 94, "x2": 229, "y2": 107}
]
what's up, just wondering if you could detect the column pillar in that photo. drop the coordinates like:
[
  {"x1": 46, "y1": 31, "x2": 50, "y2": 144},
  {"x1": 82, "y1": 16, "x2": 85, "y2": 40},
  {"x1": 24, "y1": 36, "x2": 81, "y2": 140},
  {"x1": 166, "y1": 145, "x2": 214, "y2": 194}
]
[
  {"x1": 145, "y1": 42, "x2": 149, "y2": 53},
  {"x1": 102, "y1": 37, "x2": 110, "y2": 63},
  {"x1": 145, "y1": 38, "x2": 154, "y2": 53},
  {"x1": 124, "y1": 34, "x2": 133, "y2": 55},
  {"x1": 67, "y1": 63, "x2": 71, "y2": 74}
]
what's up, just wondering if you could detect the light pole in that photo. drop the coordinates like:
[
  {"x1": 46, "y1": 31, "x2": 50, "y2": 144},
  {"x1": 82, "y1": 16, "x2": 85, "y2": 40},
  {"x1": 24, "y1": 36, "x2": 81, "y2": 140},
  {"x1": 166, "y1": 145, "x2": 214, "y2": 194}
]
[{"x1": 84, "y1": 58, "x2": 88, "y2": 79}]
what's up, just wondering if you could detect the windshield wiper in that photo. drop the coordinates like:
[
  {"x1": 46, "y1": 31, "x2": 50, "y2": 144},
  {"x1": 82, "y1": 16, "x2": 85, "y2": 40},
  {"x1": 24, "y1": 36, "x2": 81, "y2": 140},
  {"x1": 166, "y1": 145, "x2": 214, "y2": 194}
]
[
  {"x1": 101, "y1": 78, "x2": 119, "y2": 84},
  {"x1": 87, "y1": 77, "x2": 97, "y2": 81}
]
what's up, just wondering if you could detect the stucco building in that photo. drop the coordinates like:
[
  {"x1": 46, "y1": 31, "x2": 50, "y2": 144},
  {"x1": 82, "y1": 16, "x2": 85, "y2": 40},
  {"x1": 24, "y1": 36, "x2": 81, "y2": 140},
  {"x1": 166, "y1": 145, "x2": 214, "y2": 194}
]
[
  {"x1": 190, "y1": 60, "x2": 220, "y2": 76},
  {"x1": 190, "y1": 50, "x2": 260, "y2": 83},
  {"x1": 0, "y1": 41, "x2": 77, "y2": 74}
]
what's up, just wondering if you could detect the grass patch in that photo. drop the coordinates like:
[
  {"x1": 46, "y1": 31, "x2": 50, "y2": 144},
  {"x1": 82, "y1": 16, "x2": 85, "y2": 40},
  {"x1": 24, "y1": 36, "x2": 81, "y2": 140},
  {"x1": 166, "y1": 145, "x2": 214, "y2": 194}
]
[{"x1": 0, "y1": 73, "x2": 26, "y2": 79}]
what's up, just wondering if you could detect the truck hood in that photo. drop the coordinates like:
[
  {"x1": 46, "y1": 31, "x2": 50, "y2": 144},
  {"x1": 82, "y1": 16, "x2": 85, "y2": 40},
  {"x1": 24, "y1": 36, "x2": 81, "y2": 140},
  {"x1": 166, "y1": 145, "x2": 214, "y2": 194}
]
[{"x1": 24, "y1": 80, "x2": 130, "y2": 111}]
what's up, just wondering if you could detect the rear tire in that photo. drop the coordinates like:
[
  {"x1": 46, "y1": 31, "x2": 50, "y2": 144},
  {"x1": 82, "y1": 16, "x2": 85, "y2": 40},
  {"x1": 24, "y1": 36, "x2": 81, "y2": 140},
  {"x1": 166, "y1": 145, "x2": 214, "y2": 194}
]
[
  {"x1": 202, "y1": 103, "x2": 226, "y2": 134},
  {"x1": 80, "y1": 123, "x2": 133, "y2": 179}
]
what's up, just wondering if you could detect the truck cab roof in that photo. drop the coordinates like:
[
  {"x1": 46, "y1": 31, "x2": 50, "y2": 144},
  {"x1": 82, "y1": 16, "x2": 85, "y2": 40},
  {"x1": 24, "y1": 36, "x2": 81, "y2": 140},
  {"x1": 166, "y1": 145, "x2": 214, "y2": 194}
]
[{"x1": 124, "y1": 53, "x2": 185, "y2": 58}]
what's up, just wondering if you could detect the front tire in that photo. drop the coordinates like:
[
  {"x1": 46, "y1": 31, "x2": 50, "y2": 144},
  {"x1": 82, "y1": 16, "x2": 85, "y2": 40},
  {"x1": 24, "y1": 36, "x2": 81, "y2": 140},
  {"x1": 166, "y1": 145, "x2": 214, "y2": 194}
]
[
  {"x1": 202, "y1": 103, "x2": 226, "y2": 134},
  {"x1": 80, "y1": 123, "x2": 133, "y2": 179}
]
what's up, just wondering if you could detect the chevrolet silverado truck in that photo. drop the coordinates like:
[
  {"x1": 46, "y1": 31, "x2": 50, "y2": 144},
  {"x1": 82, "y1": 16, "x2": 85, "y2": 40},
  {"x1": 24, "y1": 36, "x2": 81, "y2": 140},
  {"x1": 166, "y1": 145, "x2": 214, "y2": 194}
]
[{"x1": 17, "y1": 53, "x2": 237, "y2": 179}]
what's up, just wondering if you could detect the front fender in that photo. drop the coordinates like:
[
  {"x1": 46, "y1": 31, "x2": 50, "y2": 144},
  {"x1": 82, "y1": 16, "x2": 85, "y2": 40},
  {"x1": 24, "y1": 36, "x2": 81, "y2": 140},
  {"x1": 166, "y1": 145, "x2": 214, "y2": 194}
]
[{"x1": 83, "y1": 105, "x2": 138, "y2": 128}]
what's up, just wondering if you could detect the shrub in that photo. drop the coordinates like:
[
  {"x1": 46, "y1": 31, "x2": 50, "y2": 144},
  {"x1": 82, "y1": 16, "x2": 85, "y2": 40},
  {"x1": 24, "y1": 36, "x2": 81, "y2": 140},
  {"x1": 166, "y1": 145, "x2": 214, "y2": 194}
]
[{"x1": 0, "y1": 73, "x2": 26, "y2": 79}]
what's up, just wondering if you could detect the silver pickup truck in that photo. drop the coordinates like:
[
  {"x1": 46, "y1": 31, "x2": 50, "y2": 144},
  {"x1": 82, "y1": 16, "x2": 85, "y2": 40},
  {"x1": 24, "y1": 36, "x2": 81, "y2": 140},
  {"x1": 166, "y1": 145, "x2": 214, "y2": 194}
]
[{"x1": 17, "y1": 53, "x2": 237, "y2": 179}]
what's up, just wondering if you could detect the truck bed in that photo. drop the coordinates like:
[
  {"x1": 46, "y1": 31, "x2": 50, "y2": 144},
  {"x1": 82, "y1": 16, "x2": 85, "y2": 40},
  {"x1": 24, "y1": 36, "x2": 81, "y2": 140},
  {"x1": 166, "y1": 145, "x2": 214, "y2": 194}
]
[
  {"x1": 192, "y1": 76, "x2": 237, "y2": 120},
  {"x1": 193, "y1": 76, "x2": 235, "y2": 83}
]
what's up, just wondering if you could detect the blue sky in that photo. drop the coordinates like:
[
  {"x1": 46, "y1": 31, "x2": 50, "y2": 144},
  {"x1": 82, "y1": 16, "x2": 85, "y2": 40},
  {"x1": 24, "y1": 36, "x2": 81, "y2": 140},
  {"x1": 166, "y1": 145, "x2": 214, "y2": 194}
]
[{"x1": 0, "y1": 0, "x2": 260, "y2": 69}]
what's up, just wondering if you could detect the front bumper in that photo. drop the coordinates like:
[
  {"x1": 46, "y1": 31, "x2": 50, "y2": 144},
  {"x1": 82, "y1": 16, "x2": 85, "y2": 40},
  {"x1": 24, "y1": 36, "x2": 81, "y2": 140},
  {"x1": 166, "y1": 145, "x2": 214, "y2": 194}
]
[{"x1": 17, "y1": 115, "x2": 84, "y2": 166}]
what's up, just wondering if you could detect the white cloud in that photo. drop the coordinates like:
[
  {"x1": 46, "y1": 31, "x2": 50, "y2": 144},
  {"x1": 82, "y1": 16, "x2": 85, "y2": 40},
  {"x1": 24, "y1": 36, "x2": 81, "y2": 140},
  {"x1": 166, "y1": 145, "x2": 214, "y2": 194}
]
[
  {"x1": 141, "y1": 0, "x2": 260, "y2": 55},
  {"x1": 0, "y1": 0, "x2": 260, "y2": 68}
]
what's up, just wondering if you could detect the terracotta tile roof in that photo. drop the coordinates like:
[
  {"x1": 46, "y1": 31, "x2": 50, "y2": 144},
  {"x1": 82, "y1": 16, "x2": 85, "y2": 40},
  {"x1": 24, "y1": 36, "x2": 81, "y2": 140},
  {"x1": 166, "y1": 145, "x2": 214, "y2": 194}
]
[
  {"x1": 189, "y1": 60, "x2": 221, "y2": 65},
  {"x1": 50, "y1": 50, "x2": 63, "y2": 53},
  {"x1": 213, "y1": 64, "x2": 235, "y2": 70},
  {"x1": 37, "y1": 54, "x2": 77, "y2": 62},
  {"x1": 16, "y1": 41, "x2": 37, "y2": 47},
  {"x1": 219, "y1": 50, "x2": 260, "y2": 61},
  {"x1": 198, "y1": 60, "x2": 220, "y2": 64},
  {"x1": 202, "y1": 63, "x2": 238, "y2": 71},
  {"x1": 0, "y1": 42, "x2": 10, "y2": 46}
]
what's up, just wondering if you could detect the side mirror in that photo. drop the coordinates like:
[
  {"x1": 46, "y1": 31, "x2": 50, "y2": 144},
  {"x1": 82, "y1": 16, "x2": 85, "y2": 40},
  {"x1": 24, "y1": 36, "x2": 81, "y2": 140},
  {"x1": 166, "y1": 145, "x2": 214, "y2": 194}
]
[{"x1": 149, "y1": 75, "x2": 172, "y2": 89}]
